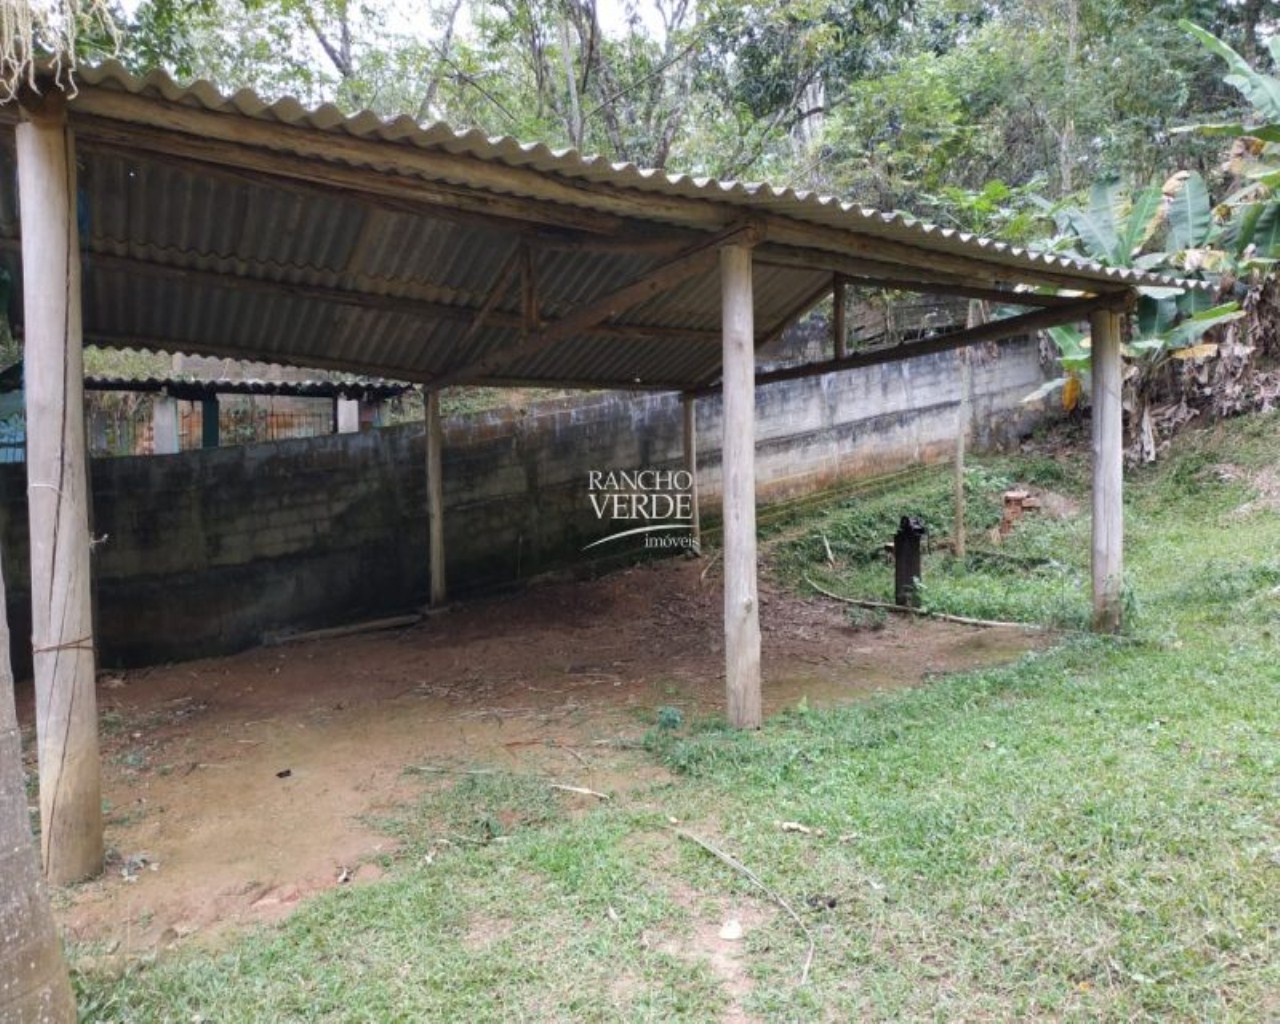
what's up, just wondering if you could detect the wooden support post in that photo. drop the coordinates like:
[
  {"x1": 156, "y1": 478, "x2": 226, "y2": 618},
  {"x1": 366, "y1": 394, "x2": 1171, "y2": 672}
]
[
  {"x1": 336, "y1": 398, "x2": 360, "y2": 433},
  {"x1": 833, "y1": 274, "x2": 847, "y2": 359},
  {"x1": 1090, "y1": 308, "x2": 1124, "y2": 632},
  {"x1": 152, "y1": 395, "x2": 180, "y2": 454},
  {"x1": 16, "y1": 97, "x2": 104, "y2": 882},
  {"x1": 682, "y1": 393, "x2": 701, "y2": 553},
  {"x1": 425, "y1": 388, "x2": 446, "y2": 606},
  {"x1": 952, "y1": 353, "x2": 969, "y2": 560},
  {"x1": 720, "y1": 244, "x2": 762, "y2": 729},
  {"x1": 953, "y1": 301, "x2": 983, "y2": 559}
]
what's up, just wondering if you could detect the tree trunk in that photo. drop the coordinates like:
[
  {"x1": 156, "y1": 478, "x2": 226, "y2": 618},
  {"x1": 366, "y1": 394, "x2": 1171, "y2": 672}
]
[{"x1": 0, "y1": 548, "x2": 76, "y2": 1024}]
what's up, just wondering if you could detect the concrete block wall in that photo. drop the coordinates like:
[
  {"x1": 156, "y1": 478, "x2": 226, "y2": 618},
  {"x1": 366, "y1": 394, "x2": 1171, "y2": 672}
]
[{"x1": 0, "y1": 339, "x2": 1048, "y2": 672}]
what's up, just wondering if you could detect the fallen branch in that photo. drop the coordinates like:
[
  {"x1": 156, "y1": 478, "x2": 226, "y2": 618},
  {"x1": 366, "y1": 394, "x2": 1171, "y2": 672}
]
[
  {"x1": 549, "y1": 783, "x2": 610, "y2": 801},
  {"x1": 804, "y1": 575, "x2": 1042, "y2": 631},
  {"x1": 264, "y1": 613, "x2": 423, "y2": 646},
  {"x1": 671, "y1": 827, "x2": 814, "y2": 985}
]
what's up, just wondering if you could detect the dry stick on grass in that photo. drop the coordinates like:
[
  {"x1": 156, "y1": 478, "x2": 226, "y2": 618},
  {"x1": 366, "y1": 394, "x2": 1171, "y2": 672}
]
[
  {"x1": 821, "y1": 533, "x2": 837, "y2": 568},
  {"x1": 408, "y1": 766, "x2": 606, "y2": 800},
  {"x1": 804, "y1": 575, "x2": 1042, "y2": 631},
  {"x1": 671, "y1": 827, "x2": 815, "y2": 986},
  {"x1": 549, "y1": 783, "x2": 610, "y2": 800}
]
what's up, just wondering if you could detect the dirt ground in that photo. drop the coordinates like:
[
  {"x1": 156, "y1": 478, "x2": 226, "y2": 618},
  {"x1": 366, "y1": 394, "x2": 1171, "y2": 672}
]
[{"x1": 16, "y1": 558, "x2": 1038, "y2": 956}]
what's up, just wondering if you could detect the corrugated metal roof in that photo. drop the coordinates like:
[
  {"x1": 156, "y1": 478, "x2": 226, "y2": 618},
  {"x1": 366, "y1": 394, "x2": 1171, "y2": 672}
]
[
  {"x1": 0, "y1": 62, "x2": 1211, "y2": 390},
  {"x1": 83, "y1": 375, "x2": 410, "y2": 401}
]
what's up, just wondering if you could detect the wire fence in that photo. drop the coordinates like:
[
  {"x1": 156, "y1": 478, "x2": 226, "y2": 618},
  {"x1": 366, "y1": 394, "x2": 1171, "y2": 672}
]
[
  {"x1": 0, "y1": 395, "x2": 345, "y2": 462},
  {"x1": 0, "y1": 393, "x2": 400, "y2": 462}
]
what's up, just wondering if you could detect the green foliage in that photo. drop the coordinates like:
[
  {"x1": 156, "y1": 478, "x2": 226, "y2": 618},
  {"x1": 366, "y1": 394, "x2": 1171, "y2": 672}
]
[
  {"x1": 108, "y1": 0, "x2": 1248, "y2": 208},
  {"x1": 655, "y1": 705, "x2": 684, "y2": 731}
]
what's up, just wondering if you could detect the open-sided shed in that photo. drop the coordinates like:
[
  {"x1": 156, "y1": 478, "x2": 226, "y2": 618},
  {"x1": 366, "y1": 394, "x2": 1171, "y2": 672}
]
[{"x1": 1, "y1": 64, "x2": 1202, "y2": 882}]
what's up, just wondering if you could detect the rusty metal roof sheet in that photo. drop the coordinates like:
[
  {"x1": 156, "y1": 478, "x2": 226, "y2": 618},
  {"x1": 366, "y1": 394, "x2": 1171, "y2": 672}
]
[{"x1": 0, "y1": 62, "x2": 1212, "y2": 391}]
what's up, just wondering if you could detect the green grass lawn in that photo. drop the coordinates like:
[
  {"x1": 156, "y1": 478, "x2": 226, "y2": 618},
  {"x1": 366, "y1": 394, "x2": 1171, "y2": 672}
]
[{"x1": 76, "y1": 414, "x2": 1280, "y2": 1022}]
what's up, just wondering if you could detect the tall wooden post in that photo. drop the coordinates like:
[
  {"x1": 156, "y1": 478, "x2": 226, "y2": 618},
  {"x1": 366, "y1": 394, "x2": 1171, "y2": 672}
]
[
  {"x1": 833, "y1": 274, "x2": 847, "y2": 359},
  {"x1": 425, "y1": 388, "x2": 446, "y2": 606},
  {"x1": 336, "y1": 397, "x2": 360, "y2": 433},
  {"x1": 152, "y1": 395, "x2": 180, "y2": 454},
  {"x1": 952, "y1": 350, "x2": 969, "y2": 560},
  {"x1": 17, "y1": 96, "x2": 104, "y2": 882},
  {"x1": 682, "y1": 393, "x2": 701, "y2": 553},
  {"x1": 1090, "y1": 308, "x2": 1124, "y2": 632},
  {"x1": 720, "y1": 245, "x2": 761, "y2": 729}
]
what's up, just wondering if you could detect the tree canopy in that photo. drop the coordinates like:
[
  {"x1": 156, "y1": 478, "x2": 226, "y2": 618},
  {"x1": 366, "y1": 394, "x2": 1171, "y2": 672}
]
[{"x1": 89, "y1": 0, "x2": 1273, "y2": 209}]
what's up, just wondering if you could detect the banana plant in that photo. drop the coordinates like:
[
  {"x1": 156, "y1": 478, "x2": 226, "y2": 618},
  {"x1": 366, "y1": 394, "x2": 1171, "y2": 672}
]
[
  {"x1": 1034, "y1": 175, "x2": 1243, "y2": 398},
  {"x1": 1022, "y1": 323, "x2": 1089, "y2": 412},
  {"x1": 1175, "y1": 22, "x2": 1280, "y2": 269}
]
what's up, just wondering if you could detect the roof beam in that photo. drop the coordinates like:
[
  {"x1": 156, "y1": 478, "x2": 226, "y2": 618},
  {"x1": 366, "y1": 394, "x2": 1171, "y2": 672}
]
[
  {"x1": 692, "y1": 292, "x2": 1131, "y2": 397},
  {"x1": 453, "y1": 244, "x2": 524, "y2": 352},
  {"x1": 16, "y1": 244, "x2": 721, "y2": 344},
  {"x1": 757, "y1": 223, "x2": 1117, "y2": 293},
  {"x1": 754, "y1": 245, "x2": 1084, "y2": 307},
  {"x1": 430, "y1": 222, "x2": 761, "y2": 387},
  {"x1": 756, "y1": 278, "x2": 835, "y2": 351}
]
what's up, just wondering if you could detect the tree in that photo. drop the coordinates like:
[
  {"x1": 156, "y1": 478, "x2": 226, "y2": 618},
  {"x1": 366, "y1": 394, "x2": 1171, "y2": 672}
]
[
  {"x1": 1, "y1": 0, "x2": 115, "y2": 97},
  {"x1": 0, "y1": 548, "x2": 76, "y2": 1024}
]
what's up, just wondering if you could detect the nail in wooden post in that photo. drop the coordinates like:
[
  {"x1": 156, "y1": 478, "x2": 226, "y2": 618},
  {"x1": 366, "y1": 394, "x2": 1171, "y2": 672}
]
[
  {"x1": 720, "y1": 245, "x2": 762, "y2": 729},
  {"x1": 682, "y1": 393, "x2": 701, "y2": 553},
  {"x1": 425, "y1": 388, "x2": 446, "y2": 606},
  {"x1": 1090, "y1": 308, "x2": 1124, "y2": 632},
  {"x1": 17, "y1": 96, "x2": 104, "y2": 882}
]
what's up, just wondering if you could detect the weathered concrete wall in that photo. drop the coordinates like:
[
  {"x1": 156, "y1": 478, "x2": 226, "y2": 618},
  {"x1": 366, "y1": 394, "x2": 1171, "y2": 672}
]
[{"x1": 0, "y1": 339, "x2": 1047, "y2": 672}]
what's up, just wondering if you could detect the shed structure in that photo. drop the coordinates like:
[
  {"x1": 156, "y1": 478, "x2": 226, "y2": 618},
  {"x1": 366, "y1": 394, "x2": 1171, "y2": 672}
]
[{"x1": 1, "y1": 65, "x2": 1204, "y2": 882}]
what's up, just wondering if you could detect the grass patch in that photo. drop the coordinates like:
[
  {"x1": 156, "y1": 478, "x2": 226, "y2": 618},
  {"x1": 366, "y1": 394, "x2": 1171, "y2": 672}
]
[{"x1": 76, "y1": 412, "x2": 1280, "y2": 1021}]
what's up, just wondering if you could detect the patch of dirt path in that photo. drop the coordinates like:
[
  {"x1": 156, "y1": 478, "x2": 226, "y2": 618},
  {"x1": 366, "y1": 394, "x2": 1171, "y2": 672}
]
[{"x1": 16, "y1": 558, "x2": 1041, "y2": 954}]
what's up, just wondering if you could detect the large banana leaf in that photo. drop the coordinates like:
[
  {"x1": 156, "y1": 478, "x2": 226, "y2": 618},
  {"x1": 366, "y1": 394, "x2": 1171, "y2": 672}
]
[
  {"x1": 1044, "y1": 324, "x2": 1091, "y2": 372},
  {"x1": 1137, "y1": 294, "x2": 1178, "y2": 337},
  {"x1": 1162, "y1": 303, "x2": 1245, "y2": 352},
  {"x1": 1183, "y1": 21, "x2": 1280, "y2": 120},
  {"x1": 1244, "y1": 201, "x2": 1280, "y2": 257},
  {"x1": 1063, "y1": 179, "x2": 1124, "y2": 265},
  {"x1": 1177, "y1": 287, "x2": 1217, "y2": 316},
  {"x1": 1167, "y1": 171, "x2": 1211, "y2": 251},
  {"x1": 1122, "y1": 185, "x2": 1165, "y2": 258},
  {"x1": 1172, "y1": 121, "x2": 1280, "y2": 143}
]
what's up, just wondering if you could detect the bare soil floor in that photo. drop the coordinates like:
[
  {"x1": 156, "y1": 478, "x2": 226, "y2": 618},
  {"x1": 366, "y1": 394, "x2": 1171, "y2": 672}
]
[{"x1": 17, "y1": 558, "x2": 1038, "y2": 955}]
